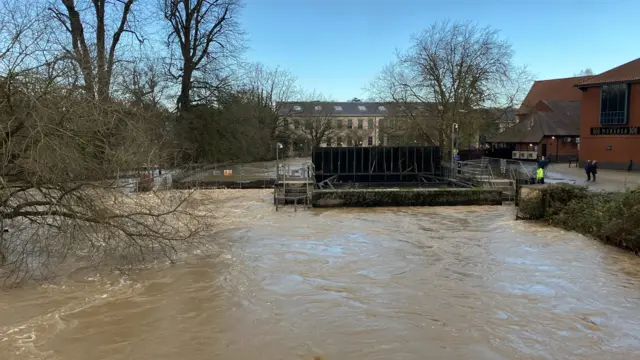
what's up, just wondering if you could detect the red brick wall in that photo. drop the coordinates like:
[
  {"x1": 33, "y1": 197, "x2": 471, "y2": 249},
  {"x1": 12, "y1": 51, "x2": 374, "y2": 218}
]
[
  {"x1": 539, "y1": 136, "x2": 579, "y2": 161},
  {"x1": 515, "y1": 143, "x2": 535, "y2": 151},
  {"x1": 580, "y1": 84, "x2": 640, "y2": 169}
]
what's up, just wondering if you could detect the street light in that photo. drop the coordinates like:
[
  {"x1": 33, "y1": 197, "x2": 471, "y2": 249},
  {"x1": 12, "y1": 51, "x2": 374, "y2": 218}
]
[
  {"x1": 276, "y1": 142, "x2": 283, "y2": 161},
  {"x1": 451, "y1": 122, "x2": 459, "y2": 176}
]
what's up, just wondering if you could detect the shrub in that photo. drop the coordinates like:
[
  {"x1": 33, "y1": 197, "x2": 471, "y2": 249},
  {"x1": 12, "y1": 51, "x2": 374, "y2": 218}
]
[{"x1": 518, "y1": 184, "x2": 640, "y2": 253}]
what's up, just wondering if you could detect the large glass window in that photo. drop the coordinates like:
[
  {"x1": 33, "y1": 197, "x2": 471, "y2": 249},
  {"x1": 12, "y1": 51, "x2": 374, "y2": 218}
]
[{"x1": 600, "y1": 84, "x2": 629, "y2": 125}]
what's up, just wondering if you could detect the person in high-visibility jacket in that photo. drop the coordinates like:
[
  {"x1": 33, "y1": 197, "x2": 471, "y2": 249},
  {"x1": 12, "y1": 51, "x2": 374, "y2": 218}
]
[{"x1": 536, "y1": 167, "x2": 545, "y2": 184}]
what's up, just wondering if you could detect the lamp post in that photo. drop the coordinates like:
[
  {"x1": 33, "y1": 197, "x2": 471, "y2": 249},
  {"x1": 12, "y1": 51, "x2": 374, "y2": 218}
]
[
  {"x1": 451, "y1": 122, "x2": 459, "y2": 177},
  {"x1": 276, "y1": 142, "x2": 283, "y2": 178},
  {"x1": 276, "y1": 142, "x2": 283, "y2": 162}
]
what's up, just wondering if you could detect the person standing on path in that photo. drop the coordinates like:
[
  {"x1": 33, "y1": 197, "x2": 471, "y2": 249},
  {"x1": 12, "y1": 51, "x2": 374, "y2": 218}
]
[
  {"x1": 537, "y1": 166, "x2": 545, "y2": 184},
  {"x1": 591, "y1": 160, "x2": 598, "y2": 182},
  {"x1": 585, "y1": 160, "x2": 592, "y2": 181}
]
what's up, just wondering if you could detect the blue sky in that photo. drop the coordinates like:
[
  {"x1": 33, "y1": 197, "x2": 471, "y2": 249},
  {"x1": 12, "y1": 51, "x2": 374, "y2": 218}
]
[{"x1": 240, "y1": 0, "x2": 640, "y2": 101}]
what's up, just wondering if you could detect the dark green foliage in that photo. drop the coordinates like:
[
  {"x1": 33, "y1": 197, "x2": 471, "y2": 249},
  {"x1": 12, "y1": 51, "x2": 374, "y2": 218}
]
[
  {"x1": 518, "y1": 184, "x2": 640, "y2": 253},
  {"x1": 175, "y1": 91, "x2": 277, "y2": 164}
]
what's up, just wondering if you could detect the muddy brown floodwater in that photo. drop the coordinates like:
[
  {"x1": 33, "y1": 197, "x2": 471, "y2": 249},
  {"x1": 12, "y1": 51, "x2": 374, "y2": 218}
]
[{"x1": 2, "y1": 190, "x2": 640, "y2": 360}]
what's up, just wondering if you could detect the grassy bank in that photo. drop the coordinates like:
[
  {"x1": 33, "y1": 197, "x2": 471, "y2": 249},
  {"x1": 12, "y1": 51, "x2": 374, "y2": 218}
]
[{"x1": 519, "y1": 183, "x2": 640, "y2": 253}]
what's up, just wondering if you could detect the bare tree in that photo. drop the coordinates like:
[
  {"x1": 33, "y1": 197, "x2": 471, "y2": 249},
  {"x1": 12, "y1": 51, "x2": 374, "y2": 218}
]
[
  {"x1": 49, "y1": 0, "x2": 144, "y2": 101},
  {"x1": 575, "y1": 68, "x2": 594, "y2": 76},
  {"x1": 368, "y1": 20, "x2": 532, "y2": 149},
  {"x1": 0, "y1": 73, "x2": 206, "y2": 286},
  {"x1": 115, "y1": 56, "x2": 171, "y2": 108},
  {"x1": 297, "y1": 112, "x2": 340, "y2": 148},
  {"x1": 163, "y1": 0, "x2": 243, "y2": 112},
  {"x1": 0, "y1": 6, "x2": 206, "y2": 286},
  {"x1": 242, "y1": 62, "x2": 299, "y2": 140}
]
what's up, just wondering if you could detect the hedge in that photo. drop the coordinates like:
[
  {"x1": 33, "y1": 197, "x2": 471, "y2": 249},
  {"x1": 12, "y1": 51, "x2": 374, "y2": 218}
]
[{"x1": 519, "y1": 183, "x2": 640, "y2": 253}]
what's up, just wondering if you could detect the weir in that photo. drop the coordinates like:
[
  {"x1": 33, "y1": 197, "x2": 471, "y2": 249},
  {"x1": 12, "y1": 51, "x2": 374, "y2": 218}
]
[{"x1": 274, "y1": 146, "x2": 505, "y2": 208}]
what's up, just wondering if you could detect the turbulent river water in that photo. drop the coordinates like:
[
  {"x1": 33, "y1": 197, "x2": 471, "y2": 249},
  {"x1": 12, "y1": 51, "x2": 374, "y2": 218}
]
[{"x1": 1, "y1": 190, "x2": 640, "y2": 360}]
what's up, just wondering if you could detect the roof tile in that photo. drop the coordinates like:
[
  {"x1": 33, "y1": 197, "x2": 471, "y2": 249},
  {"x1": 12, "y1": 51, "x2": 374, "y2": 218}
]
[
  {"x1": 489, "y1": 100, "x2": 581, "y2": 143},
  {"x1": 518, "y1": 76, "x2": 590, "y2": 115},
  {"x1": 575, "y1": 58, "x2": 640, "y2": 87}
]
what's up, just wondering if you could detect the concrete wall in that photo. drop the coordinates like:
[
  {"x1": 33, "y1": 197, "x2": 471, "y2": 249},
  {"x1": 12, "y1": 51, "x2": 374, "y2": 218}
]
[
  {"x1": 579, "y1": 84, "x2": 640, "y2": 169},
  {"x1": 312, "y1": 188, "x2": 503, "y2": 207}
]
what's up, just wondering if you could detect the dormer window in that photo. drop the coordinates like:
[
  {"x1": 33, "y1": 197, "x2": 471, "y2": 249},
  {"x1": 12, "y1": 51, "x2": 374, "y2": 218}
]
[
  {"x1": 293, "y1": 105, "x2": 302, "y2": 111},
  {"x1": 378, "y1": 105, "x2": 387, "y2": 111},
  {"x1": 358, "y1": 105, "x2": 367, "y2": 111},
  {"x1": 334, "y1": 106, "x2": 343, "y2": 111},
  {"x1": 314, "y1": 105, "x2": 322, "y2": 111}
]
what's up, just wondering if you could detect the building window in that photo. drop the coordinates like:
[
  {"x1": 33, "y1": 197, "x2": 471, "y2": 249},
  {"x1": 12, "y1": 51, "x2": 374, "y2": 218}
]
[
  {"x1": 347, "y1": 119, "x2": 353, "y2": 129},
  {"x1": 600, "y1": 84, "x2": 628, "y2": 125},
  {"x1": 387, "y1": 118, "x2": 395, "y2": 128},
  {"x1": 326, "y1": 119, "x2": 332, "y2": 128},
  {"x1": 367, "y1": 118, "x2": 374, "y2": 129},
  {"x1": 347, "y1": 136, "x2": 353, "y2": 146},
  {"x1": 314, "y1": 105, "x2": 322, "y2": 111},
  {"x1": 294, "y1": 119, "x2": 300, "y2": 129},
  {"x1": 378, "y1": 105, "x2": 387, "y2": 112},
  {"x1": 293, "y1": 105, "x2": 302, "y2": 111},
  {"x1": 326, "y1": 138, "x2": 332, "y2": 147},
  {"x1": 336, "y1": 119, "x2": 343, "y2": 129},
  {"x1": 367, "y1": 136, "x2": 373, "y2": 146},
  {"x1": 283, "y1": 118, "x2": 289, "y2": 127},
  {"x1": 337, "y1": 136, "x2": 342, "y2": 146},
  {"x1": 334, "y1": 106, "x2": 343, "y2": 111},
  {"x1": 357, "y1": 119, "x2": 363, "y2": 129},
  {"x1": 358, "y1": 105, "x2": 367, "y2": 111}
]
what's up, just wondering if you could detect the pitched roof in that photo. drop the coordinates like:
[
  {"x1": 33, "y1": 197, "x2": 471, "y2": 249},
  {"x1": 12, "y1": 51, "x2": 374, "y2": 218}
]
[
  {"x1": 488, "y1": 100, "x2": 581, "y2": 143},
  {"x1": 517, "y1": 76, "x2": 591, "y2": 115},
  {"x1": 575, "y1": 57, "x2": 640, "y2": 87}
]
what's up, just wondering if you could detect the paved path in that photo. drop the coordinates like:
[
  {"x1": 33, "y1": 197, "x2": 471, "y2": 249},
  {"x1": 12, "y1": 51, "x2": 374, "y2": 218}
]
[{"x1": 544, "y1": 163, "x2": 640, "y2": 192}]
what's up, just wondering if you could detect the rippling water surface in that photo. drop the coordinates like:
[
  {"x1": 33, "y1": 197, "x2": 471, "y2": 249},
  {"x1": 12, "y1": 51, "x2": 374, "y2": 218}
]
[{"x1": 1, "y1": 190, "x2": 640, "y2": 360}]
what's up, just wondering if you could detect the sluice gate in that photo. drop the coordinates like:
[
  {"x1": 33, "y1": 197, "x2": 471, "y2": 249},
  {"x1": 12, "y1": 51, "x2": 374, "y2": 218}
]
[{"x1": 311, "y1": 146, "x2": 443, "y2": 187}]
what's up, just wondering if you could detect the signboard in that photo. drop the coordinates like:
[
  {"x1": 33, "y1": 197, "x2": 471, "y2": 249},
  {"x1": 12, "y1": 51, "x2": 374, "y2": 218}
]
[
  {"x1": 223, "y1": 170, "x2": 233, "y2": 176},
  {"x1": 590, "y1": 126, "x2": 640, "y2": 135}
]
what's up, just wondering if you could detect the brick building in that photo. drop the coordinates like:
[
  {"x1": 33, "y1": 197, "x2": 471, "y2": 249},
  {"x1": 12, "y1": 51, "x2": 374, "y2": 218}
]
[
  {"x1": 575, "y1": 58, "x2": 640, "y2": 170},
  {"x1": 517, "y1": 76, "x2": 590, "y2": 122},
  {"x1": 486, "y1": 100, "x2": 581, "y2": 162}
]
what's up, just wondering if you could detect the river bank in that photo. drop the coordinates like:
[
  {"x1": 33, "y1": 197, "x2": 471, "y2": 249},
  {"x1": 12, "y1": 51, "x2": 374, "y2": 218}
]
[{"x1": 518, "y1": 183, "x2": 640, "y2": 253}]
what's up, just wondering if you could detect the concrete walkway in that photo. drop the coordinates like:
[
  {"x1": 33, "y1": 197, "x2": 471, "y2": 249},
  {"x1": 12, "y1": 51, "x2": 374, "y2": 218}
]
[{"x1": 544, "y1": 163, "x2": 640, "y2": 192}]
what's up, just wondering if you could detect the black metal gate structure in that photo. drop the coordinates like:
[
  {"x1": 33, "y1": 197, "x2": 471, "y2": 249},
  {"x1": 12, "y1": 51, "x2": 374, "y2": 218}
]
[{"x1": 311, "y1": 146, "x2": 442, "y2": 187}]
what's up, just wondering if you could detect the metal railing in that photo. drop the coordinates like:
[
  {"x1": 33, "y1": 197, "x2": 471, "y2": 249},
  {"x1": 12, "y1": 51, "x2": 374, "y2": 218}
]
[
  {"x1": 456, "y1": 157, "x2": 533, "y2": 201},
  {"x1": 274, "y1": 161, "x2": 314, "y2": 211}
]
